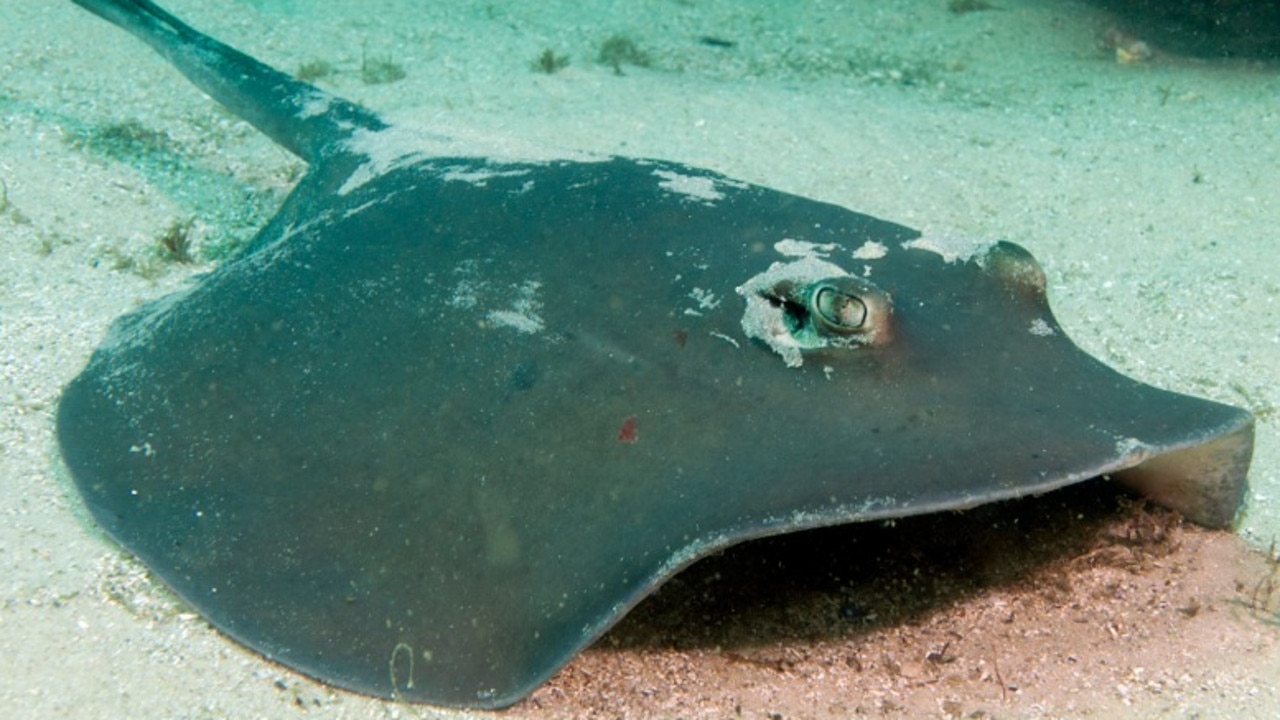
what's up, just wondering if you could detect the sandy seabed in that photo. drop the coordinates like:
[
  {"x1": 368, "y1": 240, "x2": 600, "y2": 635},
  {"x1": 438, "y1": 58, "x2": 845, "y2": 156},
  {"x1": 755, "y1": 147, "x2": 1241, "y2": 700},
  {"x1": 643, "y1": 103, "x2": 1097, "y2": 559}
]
[{"x1": 2, "y1": 1, "x2": 1278, "y2": 718}]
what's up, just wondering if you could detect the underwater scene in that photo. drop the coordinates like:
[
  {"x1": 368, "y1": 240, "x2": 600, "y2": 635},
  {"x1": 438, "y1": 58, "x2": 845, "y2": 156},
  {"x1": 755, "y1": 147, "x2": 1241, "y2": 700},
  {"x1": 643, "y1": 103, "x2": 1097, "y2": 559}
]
[{"x1": 2, "y1": 0, "x2": 1278, "y2": 717}]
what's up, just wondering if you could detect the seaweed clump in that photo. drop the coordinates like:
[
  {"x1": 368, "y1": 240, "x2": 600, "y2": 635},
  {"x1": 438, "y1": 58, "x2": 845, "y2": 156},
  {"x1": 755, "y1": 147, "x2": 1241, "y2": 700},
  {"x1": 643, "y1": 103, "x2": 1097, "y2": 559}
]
[
  {"x1": 598, "y1": 35, "x2": 651, "y2": 75},
  {"x1": 948, "y1": 0, "x2": 996, "y2": 14},
  {"x1": 156, "y1": 217, "x2": 196, "y2": 264},
  {"x1": 533, "y1": 48, "x2": 570, "y2": 74},
  {"x1": 1, "y1": 179, "x2": 31, "y2": 226},
  {"x1": 98, "y1": 216, "x2": 199, "y2": 279},
  {"x1": 296, "y1": 59, "x2": 336, "y2": 82},
  {"x1": 70, "y1": 119, "x2": 183, "y2": 166},
  {"x1": 360, "y1": 47, "x2": 406, "y2": 85}
]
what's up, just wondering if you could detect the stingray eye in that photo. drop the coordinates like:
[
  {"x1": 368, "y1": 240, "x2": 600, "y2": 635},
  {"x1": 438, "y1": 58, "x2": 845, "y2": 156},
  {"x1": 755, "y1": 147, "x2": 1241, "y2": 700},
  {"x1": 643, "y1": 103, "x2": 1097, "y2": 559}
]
[
  {"x1": 737, "y1": 262, "x2": 893, "y2": 367},
  {"x1": 804, "y1": 276, "x2": 890, "y2": 341},
  {"x1": 811, "y1": 285, "x2": 867, "y2": 333}
]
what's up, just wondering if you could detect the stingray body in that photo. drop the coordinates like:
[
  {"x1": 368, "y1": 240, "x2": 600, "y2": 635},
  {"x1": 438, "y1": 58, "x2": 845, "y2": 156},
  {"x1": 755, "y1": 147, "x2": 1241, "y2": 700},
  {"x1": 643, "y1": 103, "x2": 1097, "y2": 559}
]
[{"x1": 60, "y1": 0, "x2": 1253, "y2": 709}]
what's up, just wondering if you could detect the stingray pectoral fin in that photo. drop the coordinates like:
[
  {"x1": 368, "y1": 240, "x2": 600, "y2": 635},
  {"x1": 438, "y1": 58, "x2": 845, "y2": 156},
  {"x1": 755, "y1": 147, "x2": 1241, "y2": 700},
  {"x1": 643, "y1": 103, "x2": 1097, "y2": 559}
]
[
  {"x1": 1112, "y1": 411, "x2": 1254, "y2": 529},
  {"x1": 70, "y1": 0, "x2": 386, "y2": 163}
]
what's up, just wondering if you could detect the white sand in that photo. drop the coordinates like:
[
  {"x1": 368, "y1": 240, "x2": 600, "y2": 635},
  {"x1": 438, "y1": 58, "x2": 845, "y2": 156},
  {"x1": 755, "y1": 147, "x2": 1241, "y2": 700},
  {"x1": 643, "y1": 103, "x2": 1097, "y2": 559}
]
[{"x1": 1, "y1": 0, "x2": 1277, "y2": 717}]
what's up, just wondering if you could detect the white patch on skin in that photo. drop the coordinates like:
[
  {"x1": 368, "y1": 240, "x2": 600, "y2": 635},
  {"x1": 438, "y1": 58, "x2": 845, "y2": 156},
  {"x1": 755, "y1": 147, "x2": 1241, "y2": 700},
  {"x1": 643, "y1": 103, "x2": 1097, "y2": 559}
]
[
  {"x1": 688, "y1": 287, "x2": 720, "y2": 311},
  {"x1": 439, "y1": 166, "x2": 532, "y2": 186},
  {"x1": 1113, "y1": 437, "x2": 1152, "y2": 464},
  {"x1": 851, "y1": 240, "x2": 888, "y2": 260},
  {"x1": 448, "y1": 261, "x2": 482, "y2": 309},
  {"x1": 341, "y1": 199, "x2": 380, "y2": 218},
  {"x1": 1029, "y1": 318, "x2": 1055, "y2": 336},
  {"x1": 902, "y1": 234, "x2": 995, "y2": 264},
  {"x1": 296, "y1": 91, "x2": 336, "y2": 119},
  {"x1": 487, "y1": 310, "x2": 543, "y2": 334},
  {"x1": 340, "y1": 190, "x2": 405, "y2": 219},
  {"x1": 337, "y1": 122, "x2": 602, "y2": 195},
  {"x1": 653, "y1": 169, "x2": 724, "y2": 202},
  {"x1": 449, "y1": 280, "x2": 480, "y2": 309},
  {"x1": 709, "y1": 331, "x2": 740, "y2": 348},
  {"x1": 774, "y1": 239, "x2": 838, "y2": 258},
  {"x1": 486, "y1": 280, "x2": 544, "y2": 334}
]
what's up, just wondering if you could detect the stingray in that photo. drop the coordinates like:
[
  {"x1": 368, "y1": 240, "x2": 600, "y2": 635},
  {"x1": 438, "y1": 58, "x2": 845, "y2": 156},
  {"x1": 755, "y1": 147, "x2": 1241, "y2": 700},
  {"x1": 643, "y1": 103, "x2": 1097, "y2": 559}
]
[{"x1": 58, "y1": 0, "x2": 1254, "y2": 709}]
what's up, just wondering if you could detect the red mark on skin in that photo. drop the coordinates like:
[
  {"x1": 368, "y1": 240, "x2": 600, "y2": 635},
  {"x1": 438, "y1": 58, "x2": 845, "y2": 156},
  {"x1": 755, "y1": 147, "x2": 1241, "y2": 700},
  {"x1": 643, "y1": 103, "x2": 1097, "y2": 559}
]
[{"x1": 618, "y1": 416, "x2": 638, "y2": 444}]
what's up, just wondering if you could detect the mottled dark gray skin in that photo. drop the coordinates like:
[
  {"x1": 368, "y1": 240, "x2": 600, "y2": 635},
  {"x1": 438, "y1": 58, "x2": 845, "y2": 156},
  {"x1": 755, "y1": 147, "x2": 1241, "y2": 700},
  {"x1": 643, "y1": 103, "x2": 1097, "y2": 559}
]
[{"x1": 61, "y1": 0, "x2": 1253, "y2": 709}]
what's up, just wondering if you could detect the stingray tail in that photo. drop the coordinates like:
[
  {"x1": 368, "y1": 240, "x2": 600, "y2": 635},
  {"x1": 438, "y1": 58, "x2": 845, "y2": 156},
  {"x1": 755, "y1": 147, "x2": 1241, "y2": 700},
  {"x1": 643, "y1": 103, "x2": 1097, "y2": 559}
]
[{"x1": 71, "y1": 0, "x2": 386, "y2": 164}]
